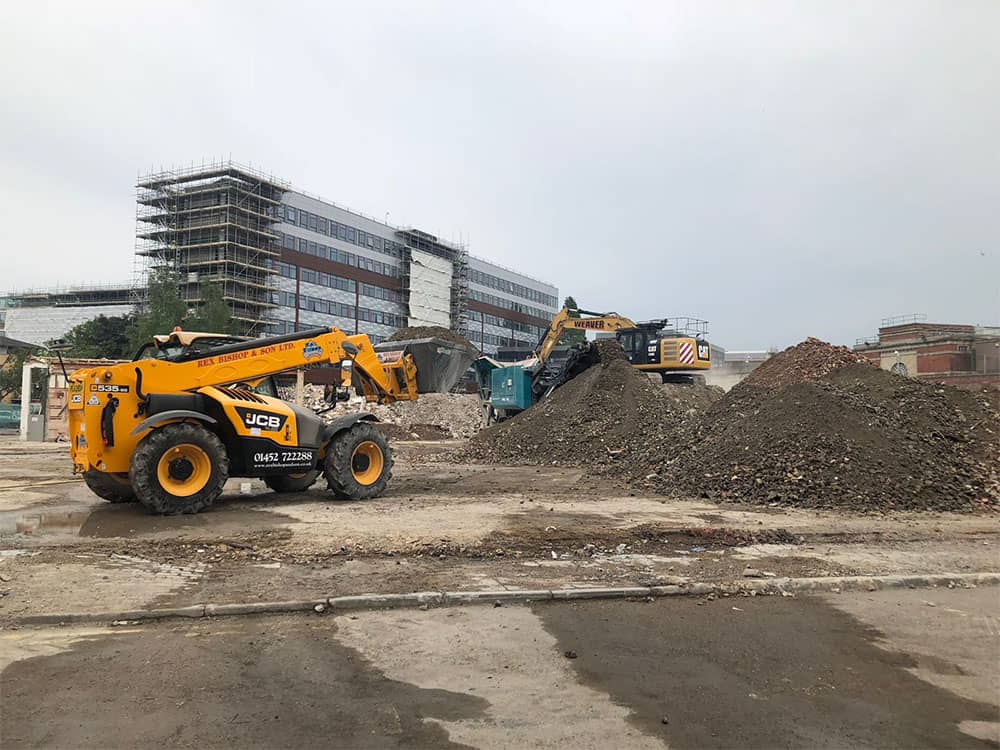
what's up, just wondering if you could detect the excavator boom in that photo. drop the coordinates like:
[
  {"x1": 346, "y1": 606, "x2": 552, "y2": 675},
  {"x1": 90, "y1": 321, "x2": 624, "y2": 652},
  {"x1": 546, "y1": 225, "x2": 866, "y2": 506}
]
[{"x1": 535, "y1": 308, "x2": 638, "y2": 363}]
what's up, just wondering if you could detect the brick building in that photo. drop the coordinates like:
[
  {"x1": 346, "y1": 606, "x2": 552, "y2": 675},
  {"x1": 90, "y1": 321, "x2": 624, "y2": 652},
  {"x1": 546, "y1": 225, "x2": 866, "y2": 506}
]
[{"x1": 855, "y1": 316, "x2": 1000, "y2": 400}]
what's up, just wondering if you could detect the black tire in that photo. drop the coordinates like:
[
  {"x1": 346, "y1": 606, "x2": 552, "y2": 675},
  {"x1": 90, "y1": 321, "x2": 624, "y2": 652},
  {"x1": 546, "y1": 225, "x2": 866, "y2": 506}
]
[
  {"x1": 130, "y1": 422, "x2": 229, "y2": 515},
  {"x1": 264, "y1": 470, "x2": 321, "y2": 493},
  {"x1": 323, "y1": 422, "x2": 392, "y2": 501},
  {"x1": 82, "y1": 470, "x2": 136, "y2": 504}
]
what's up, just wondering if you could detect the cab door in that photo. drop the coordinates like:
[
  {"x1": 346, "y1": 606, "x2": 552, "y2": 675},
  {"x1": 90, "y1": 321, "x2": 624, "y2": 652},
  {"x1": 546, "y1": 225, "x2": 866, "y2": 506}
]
[{"x1": 617, "y1": 331, "x2": 649, "y2": 364}]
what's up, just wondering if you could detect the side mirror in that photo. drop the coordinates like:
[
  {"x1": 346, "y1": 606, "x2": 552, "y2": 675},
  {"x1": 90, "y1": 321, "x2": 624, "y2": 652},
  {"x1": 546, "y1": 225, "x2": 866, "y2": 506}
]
[{"x1": 342, "y1": 341, "x2": 360, "y2": 357}]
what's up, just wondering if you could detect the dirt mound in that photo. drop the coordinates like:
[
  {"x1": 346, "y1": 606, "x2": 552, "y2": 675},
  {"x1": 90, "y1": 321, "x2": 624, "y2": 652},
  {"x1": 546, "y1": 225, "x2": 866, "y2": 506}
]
[
  {"x1": 660, "y1": 382, "x2": 725, "y2": 412},
  {"x1": 741, "y1": 338, "x2": 873, "y2": 388},
  {"x1": 468, "y1": 340, "x2": 696, "y2": 476},
  {"x1": 387, "y1": 326, "x2": 473, "y2": 348},
  {"x1": 664, "y1": 364, "x2": 999, "y2": 511}
]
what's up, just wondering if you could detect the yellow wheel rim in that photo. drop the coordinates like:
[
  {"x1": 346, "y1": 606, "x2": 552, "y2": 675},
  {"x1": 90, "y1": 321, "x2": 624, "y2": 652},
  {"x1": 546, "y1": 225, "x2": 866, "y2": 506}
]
[
  {"x1": 351, "y1": 441, "x2": 384, "y2": 486},
  {"x1": 156, "y1": 443, "x2": 212, "y2": 497}
]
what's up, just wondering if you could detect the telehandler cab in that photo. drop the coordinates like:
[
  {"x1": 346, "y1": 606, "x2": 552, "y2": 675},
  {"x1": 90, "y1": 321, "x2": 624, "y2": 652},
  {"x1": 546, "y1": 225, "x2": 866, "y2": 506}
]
[{"x1": 68, "y1": 326, "x2": 468, "y2": 515}]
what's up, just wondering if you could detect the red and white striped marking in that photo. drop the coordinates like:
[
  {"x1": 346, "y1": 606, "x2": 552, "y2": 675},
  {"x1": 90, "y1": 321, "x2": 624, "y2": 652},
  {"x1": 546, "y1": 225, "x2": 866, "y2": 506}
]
[{"x1": 678, "y1": 341, "x2": 695, "y2": 364}]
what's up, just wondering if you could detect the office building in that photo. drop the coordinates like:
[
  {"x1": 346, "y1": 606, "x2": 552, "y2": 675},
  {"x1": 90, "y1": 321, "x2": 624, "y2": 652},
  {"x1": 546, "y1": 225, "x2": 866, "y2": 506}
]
[{"x1": 135, "y1": 161, "x2": 558, "y2": 353}]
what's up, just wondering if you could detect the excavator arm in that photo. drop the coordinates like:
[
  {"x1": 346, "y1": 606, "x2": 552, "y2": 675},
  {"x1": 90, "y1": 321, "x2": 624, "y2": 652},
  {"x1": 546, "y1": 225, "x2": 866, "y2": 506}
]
[{"x1": 535, "y1": 307, "x2": 638, "y2": 363}]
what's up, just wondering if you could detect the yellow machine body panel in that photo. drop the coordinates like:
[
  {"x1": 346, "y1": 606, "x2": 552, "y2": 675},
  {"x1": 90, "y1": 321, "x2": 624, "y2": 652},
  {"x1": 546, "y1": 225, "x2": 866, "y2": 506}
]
[
  {"x1": 202, "y1": 387, "x2": 300, "y2": 445},
  {"x1": 633, "y1": 336, "x2": 712, "y2": 372}
]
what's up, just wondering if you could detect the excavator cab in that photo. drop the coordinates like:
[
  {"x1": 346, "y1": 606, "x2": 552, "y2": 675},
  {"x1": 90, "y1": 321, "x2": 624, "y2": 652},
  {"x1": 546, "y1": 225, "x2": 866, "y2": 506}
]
[{"x1": 617, "y1": 327, "x2": 656, "y2": 366}]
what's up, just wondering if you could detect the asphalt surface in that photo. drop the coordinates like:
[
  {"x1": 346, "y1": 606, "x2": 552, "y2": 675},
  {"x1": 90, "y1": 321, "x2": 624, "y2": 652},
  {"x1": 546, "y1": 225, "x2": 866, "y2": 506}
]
[
  {"x1": 2, "y1": 588, "x2": 997, "y2": 749},
  {"x1": 536, "y1": 592, "x2": 999, "y2": 749}
]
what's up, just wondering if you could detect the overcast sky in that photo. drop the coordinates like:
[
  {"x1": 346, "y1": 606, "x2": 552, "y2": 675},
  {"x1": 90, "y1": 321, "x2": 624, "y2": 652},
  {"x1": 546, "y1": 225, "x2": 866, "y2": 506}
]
[{"x1": 1, "y1": 1, "x2": 997, "y2": 349}]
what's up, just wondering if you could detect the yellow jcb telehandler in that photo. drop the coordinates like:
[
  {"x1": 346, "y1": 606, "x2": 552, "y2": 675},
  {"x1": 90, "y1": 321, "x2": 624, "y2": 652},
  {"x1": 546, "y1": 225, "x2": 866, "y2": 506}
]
[{"x1": 68, "y1": 326, "x2": 471, "y2": 515}]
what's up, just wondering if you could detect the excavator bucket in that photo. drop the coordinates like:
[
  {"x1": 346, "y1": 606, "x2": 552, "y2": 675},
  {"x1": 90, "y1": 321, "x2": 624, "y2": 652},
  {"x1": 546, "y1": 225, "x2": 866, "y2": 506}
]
[{"x1": 374, "y1": 337, "x2": 478, "y2": 393}]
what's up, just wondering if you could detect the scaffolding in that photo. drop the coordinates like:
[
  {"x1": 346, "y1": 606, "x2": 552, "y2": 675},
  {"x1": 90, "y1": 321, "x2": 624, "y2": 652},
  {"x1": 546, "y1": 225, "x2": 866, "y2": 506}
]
[
  {"x1": 395, "y1": 228, "x2": 469, "y2": 333},
  {"x1": 133, "y1": 161, "x2": 288, "y2": 336},
  {"x1": 3, "y1": 281, "x2": 133, "y2": 308}
]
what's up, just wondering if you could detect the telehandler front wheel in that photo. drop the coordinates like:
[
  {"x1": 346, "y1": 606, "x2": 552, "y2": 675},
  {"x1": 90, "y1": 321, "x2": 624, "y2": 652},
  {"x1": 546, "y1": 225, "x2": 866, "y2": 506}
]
[
  {"x1": 130, "y1": 422, "x2": 229, "y2": 515},
  {"x1": 264, "y1": 470, "x2": 321, "y2": 493},
  {"x1": 82, "y1": 470, "x2": 136, "y2": 504},
  {"x1": 323, "y1": 422, "x2": 392, "y2": 501}
]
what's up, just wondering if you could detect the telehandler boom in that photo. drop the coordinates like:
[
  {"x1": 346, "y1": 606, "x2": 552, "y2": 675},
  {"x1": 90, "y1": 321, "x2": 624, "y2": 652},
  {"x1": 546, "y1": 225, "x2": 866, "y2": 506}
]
[{"x1": 68, "y1": 326, "x2": 441, "y2": 515}]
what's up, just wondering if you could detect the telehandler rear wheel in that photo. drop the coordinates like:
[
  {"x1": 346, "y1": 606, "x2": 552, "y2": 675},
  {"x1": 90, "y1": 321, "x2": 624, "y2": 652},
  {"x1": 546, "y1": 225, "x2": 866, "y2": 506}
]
[
  {"x1": 130, "y1": 422, "x2": 229, "y2": 515},
  {"x1": 264, "y1": 470, "x2": 321, "y2": 493},
  {"x1": 323, "y1": 422, "x2": 392, "y2": 500},
  {"x1": 82, "y1": 470, "x2": 136, "y2": 503}
]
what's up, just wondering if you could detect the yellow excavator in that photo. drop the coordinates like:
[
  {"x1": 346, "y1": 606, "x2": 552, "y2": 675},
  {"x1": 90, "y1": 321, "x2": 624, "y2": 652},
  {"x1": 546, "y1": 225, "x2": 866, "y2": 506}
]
[
  {"x1": 68, "y1": 326, "x2": 471, "y2": 515},
  {"x1": 476, "y1": 306, "x2": 712, "y2": 423}
]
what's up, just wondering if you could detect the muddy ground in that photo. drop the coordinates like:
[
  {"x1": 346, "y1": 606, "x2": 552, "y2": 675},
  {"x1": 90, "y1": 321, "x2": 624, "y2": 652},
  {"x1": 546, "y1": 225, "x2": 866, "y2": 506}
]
[
  {"x1": 0, "y1": 438, "x2": 997, "y2": 623},
  {"x1": 1, "y1": 437, "x2": 998, "y2": 747},
  {"x1": 1, "y1": 588, "x2": 998, "y2": 748}
]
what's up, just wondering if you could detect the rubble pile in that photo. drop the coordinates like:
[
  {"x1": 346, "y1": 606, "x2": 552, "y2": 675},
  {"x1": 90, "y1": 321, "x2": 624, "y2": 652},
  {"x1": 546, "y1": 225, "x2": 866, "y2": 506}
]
[
  {"x1": 468, "y1": 340, "x2": 702, "y2": 476},
  {"x1": 374, "y1": 422, "x2": 452, "y2": 441},
  {"x1": 386, "y1": 326, "x2": 474, "y2": 348},
  {"x1": 361, "y1": 393, "x2": 483, "y2": 439},
  {"x1": 740, "y1": 337, "x2": 873, "y2": 388},
  {"x1": 288, "y1": 385, "x2": 482, "y2": 439},
  {"x1": 664, "y1": 361, "x2": 999, "y2": 511}
]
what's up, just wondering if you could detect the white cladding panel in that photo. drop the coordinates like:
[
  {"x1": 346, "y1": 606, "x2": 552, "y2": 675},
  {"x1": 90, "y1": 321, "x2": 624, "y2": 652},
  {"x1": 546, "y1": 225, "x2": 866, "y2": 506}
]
[
  {"x1": 5, "y1": 305, "x2": 135, "y2": 346},
  {"x1": 408, "y1": 250, "x2": 452, "y2": 328}
]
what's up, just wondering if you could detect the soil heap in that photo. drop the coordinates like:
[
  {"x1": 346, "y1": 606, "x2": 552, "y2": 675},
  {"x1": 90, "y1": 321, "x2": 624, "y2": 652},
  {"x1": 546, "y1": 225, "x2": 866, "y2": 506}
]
[
  {"x1": 661, "y1": 343, "x2": 999, "y2": 511},
  {"x1": 387, "y1": 326, "x2": 474, "y2": 348},
  {"x1": 740, "y1": 337, "x2": 873, "y2": 388},
  {"x1": 468, "y1": 340, "x2": 704, "y2": 476}
]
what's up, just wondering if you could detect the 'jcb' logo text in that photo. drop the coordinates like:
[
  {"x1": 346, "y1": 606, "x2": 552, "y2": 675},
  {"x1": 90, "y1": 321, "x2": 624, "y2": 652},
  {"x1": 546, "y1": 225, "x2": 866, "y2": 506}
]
[{"x1": 235, "y1": 407, "x2": 287, "y2": 432}]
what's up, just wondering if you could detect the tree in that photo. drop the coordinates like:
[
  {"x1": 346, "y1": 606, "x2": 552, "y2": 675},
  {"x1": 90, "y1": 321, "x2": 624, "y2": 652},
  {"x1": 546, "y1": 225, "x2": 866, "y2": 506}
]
[
  {"x1": 0, "y1": 350, "x2": 29, "y2": 403},
  {"x1": 185, "y1": 281, "x2": 238, "y2": 335},
  {"x1": 58, "y1": 315, "x2": 133, "y2": 360},
  {"x1": 128, "y1": 268, "x2": 190, "y2": 352},
  {"x1": 558, "y1": 295, "x2": 586, "y2": 345}
]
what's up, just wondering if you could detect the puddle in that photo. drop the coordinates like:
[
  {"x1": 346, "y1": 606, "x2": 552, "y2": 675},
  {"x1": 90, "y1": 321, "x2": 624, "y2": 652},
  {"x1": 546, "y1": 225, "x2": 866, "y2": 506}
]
[
  {"x1": 0, "y1": 510, "x2": 91, "y2": 538},
  {"x1": 0, "y1": 502, "x2": 294, "y2": 541}
]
